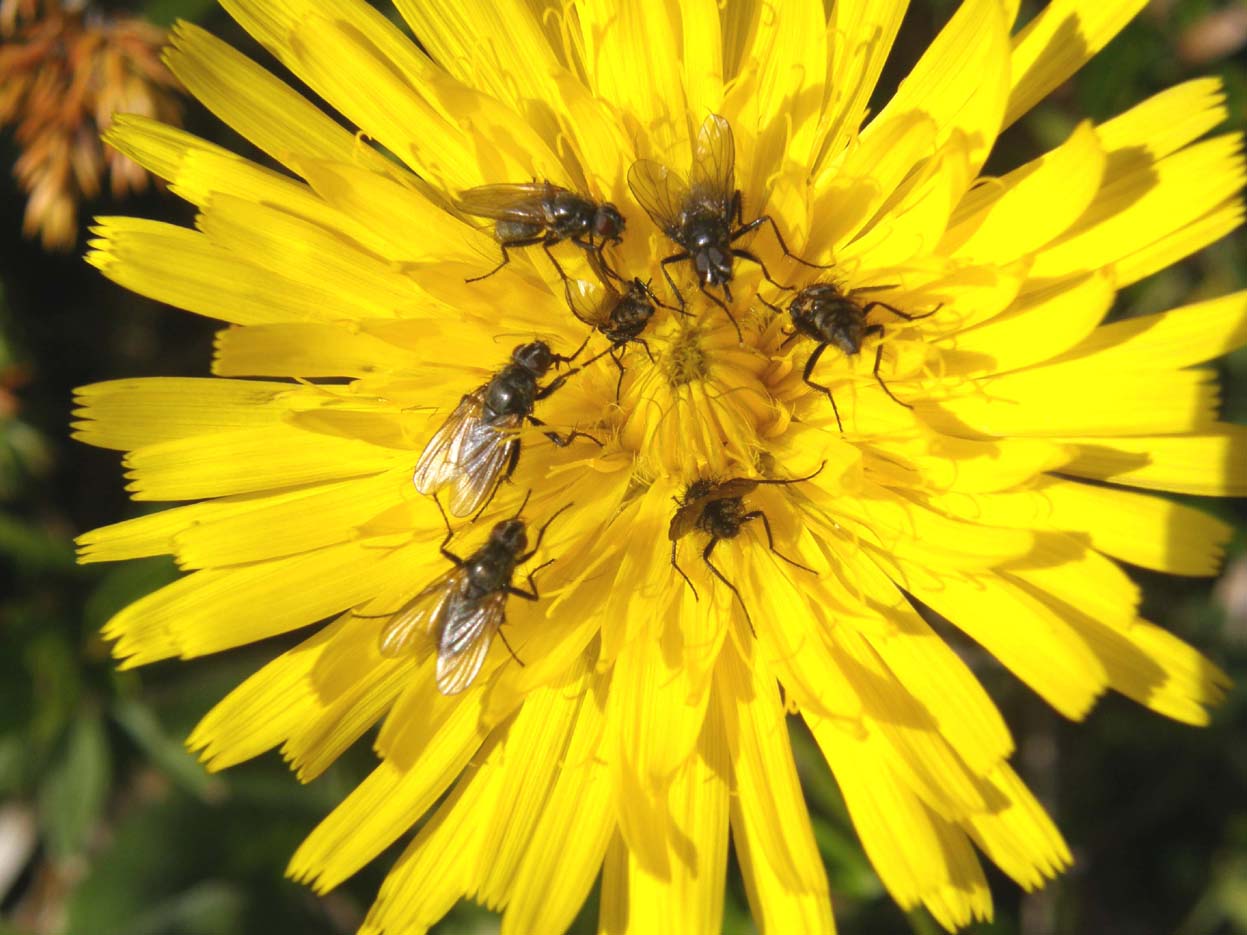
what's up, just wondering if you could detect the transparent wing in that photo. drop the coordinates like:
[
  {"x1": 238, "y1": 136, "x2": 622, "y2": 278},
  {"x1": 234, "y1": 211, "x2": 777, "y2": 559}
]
[
  {"x1": 627, "y1": 159, "x2": 690, "y2": 234},
  {"x1": 413, "y1": 390, "x2": 487, "y2": 494},
  {"x1": 435, "y1": 590, "x2": 507, "y2": 694},
  {"x1": 456, "y1": 182, "x2": 559, "y2": 222},
  {"x1": 689, "y1": 114, "x2": 736, "y2": 210},
  {"x1": 446, "y1": 417, "x2": 520, "y2": 517},
  {"x1": 668, "y1": 501, "x2": 703, "y2": 541},
  {"x1": 378, "y1": 566, "x2": 463, "y2": 658},
  {"x1": 566, "y1": 276, "x2": 611, "y2": 327}
]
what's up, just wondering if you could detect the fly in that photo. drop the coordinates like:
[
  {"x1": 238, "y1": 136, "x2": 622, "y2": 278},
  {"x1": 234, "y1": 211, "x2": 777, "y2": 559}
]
[
  {"x1": 782, "y1": 283, "x2": 939, "y2": 432},
  {"x1": 668, "y1": 462, "x2": 824, "y2": 633},
  {"x1": 628, "y1": 114, "x2": 827, "y2": 341},
  {"x1": 378, "y1": 493, "x2": 571, "y2": 695},
  {"x1": 413, "y1": 340, "x2": 599, "y2": 517},
  {"x1": 458, "y1": 181, "x2": 625, "y2": 288}
]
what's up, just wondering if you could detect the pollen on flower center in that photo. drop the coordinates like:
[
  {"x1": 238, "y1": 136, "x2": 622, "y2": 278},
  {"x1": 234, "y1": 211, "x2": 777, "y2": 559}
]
[{"x1": 662, "y1": 321, "x2": 711, "y2": 387}]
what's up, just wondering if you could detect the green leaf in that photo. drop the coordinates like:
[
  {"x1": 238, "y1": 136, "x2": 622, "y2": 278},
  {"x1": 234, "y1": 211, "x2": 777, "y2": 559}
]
[
  {"x1": 37, "y1": 710, "x2": 111, "y2": 859},
  {"x1": 111, "y1": 698, "x2": 222, "y2": 801}
]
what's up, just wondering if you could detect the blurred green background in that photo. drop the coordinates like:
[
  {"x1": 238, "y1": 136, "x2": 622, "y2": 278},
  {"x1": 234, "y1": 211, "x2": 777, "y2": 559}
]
[{"x1": 1, "y1": 1, "x2": 1245, "y2": 933}]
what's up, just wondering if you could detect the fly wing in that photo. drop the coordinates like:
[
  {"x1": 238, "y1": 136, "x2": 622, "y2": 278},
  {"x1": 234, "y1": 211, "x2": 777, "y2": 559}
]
[
  {"x1": 435, "y1": 590, "x2": 507, "y2": 694},
  {"x1": 456, "y1": 182, "x2": 558, "y2": 222},
  {"x1": 628, "y1": 159, "x2": 690, "y2": 235},
  {"x1": 707, "y1": 477, "x2": 760, "y2": 501},
  {"x1": 566, "y1": 276, "x2": 611, "y2": 327},
  {"x1": 445, "y1": 416, "x2": 520, "y2": 517},
  {"x1": 668, "y1": 500, "x2": 703, "y2": 541},
  {"x1": 413, "y1": 390, "x2": 488, "y2": 495},
  {"x1": 378, "y1": 566, "x2": 463, "y2": 658},
  {"x1": 689, "y1": 114, "x2": 736, "y2": 211}
]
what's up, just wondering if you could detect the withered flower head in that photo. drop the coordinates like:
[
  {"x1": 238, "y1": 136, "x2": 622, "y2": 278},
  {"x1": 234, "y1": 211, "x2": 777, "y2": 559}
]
[{"x1": 0, "y1": 0, "x2": 182, "y2": 249}]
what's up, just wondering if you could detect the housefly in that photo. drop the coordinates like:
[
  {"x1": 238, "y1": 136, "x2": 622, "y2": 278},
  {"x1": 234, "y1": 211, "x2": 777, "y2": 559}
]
[
  {"x1": 378, "y1": 493, "x2": 571, "y2": 695},
  {"x1": 668, "y1": 462, "x2": 824, "y2": 633},
  {"x1": 457, "y1": 181, "x2": 626, "y2": 287},
  {"x1": 567, "y1": 255, "x2": 672, "y2": 399},
  {"x1": 628, "y1": 114, "x2": 827, "y2": 341},
  {"x1": 413, "y1": 340, "x2": 599, "y2": 517},
  {"x1": 782, "y1": 283, "x2": 939, "y2": 432}
]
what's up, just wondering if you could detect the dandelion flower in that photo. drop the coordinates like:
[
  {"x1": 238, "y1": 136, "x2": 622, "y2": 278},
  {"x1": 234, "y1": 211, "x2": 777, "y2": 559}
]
[{"x1": 75, "y1": 1, "x2": 1244, "y2": 932}]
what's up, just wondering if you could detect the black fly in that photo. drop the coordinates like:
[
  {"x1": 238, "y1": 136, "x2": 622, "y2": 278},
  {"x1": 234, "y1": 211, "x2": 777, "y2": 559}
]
[
  {"x1": 457, "y1": 181, "x2": 625, "y2": 287},
  {"x1": 567, "y1": 263, "x2": 667, "y2": 399},
  {"x1": 413, "y1": 341, "x2": 599, "y2": 517},
  {"x1": 782, "y1": 283, "x2": 939, "y2": 432},
  {"x1": 628, "y1": 114, "x2": 827, "y2": 341},
  {"x1": 378, "y1": 493, "x2": 571, "y2": 695},
  {"x1": 668, "y1": 463, "x2": 824, "y2": 633}
]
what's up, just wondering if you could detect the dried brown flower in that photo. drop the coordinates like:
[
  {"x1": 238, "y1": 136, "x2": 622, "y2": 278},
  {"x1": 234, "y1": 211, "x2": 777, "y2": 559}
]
[{"x1": 0, "y1": 0, "x2": 183, "y2": 249}]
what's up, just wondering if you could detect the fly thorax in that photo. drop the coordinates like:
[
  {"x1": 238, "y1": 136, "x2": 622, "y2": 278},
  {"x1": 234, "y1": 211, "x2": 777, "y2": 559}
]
[
  {"x1": 699, "y1": 496, "x2": 746, "y2": 539},
  {"x1": 546, "y1": 193, "x2": 593, "y2": 236},
  {"x1": 483, "y1": 367, "x2": 537, "y2": 420}
]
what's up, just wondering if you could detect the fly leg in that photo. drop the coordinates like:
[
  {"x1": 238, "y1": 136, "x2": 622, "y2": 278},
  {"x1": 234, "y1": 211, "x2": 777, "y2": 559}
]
[
  {"x1": 465, "y1": 235, "x2": 546, "y2": 283},
  {"x1": 528, "y1": 415, "x2": 603, "y2": 449},
  {"x1": 743, "y1": 510, "x2": 816, "y2": 574},
  {"x1": 872, "y1": 321, "x2": 912, "y2": 408},
  {"x1": 431, "y1": 495, "x2": 467, "y2": 566},
  {"x1": 732, "y1": 213, "x2": 832, "y2": 271},
  {"x1": 697, "y1": 279, "x2": 742, "y2": 343},
  {"x1": 702, "y1": 537, "x2": 756, "y2": 636},
  {"x1": 659, "y1": 251, "x2": 691, "y2": 311},
  {"x1": 861, "y1": 300, "x2": 942, "y2": 322},
  {"x1": 802, "y1": 343, "x2": 844, "y2": 432},
  {"x1": 671, "y1": 540, "x2": 698, "y2": 601},
  {"x1": 733, "y1": 247, "x2": 798, "y2": 293}
]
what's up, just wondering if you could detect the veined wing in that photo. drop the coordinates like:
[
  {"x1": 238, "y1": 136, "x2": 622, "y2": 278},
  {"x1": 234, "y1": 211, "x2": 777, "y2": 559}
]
[
  {"x1": 705, "y1": 477, "x2": 760, "y2": 501},
  {"x1": 446, "y1": 414, "x2": 521, "y2": 517},
  {"x1": 627, "y1": 159, "x2": 690, "y2": 236},
  {"x1": 435, "y1": 590, "x2": 508, "y2": 694},
  {"x1": 377, "y1": 565, "x2": 464, "y2": 658},
  {"x1": 689, "y1": 114, "x2": 736, "y2": 211},
  {"x1": 668, "y1": 499, "x2": 704, "y2": 541},
  {"x1": 413, "y1": 390, "x2": 487, "y2": 495},
  {"x1": 456, "y1": 182, "x2": 561, "y2": 222},
  {"x1": 566, "y1": 275, "x2": 612, "y2": 328}
]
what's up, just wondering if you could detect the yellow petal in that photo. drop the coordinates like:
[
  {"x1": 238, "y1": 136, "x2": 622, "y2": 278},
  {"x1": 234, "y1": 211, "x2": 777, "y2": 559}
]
[
  {"x1": 102, "y1": 542, "x2": 392, "y2": 665},
  {"x1": 962, "y1": 765, "x2": 1071, "y2": 891},
  {"x1": 876, "y1": 558, "x2": 1108, "y2": 720},
  {"x1": 1004, "y1": 0, "x2": 1147, "y2": 128},
  {"x1": 942, "y1": 121, "x2": 1106, "y2": 264},
  {"x1": 121, "y1": 424, "x2": 405, "y2": 501},
  {"x1": 186, "y1": 616, "x2": 342, "y2": 770},
  {"x1": 165, "y1": 22, "x2": 402, "y2": 180},
  {"x1": 937, "y1": 271, "x2": 1115, "y2": 376},
  {"x1": 1060, "y1": 426, "x2": 1247, "y2": 496},
  {"x1": 807, "y1": 715, "x2": 991, "y2": 928},
  {"x1": 864, "y1": 0, "x2": 1011, "y2": 175},
  {"x1": 287, "y1": 677, "x2": 487, "y2": 893},
  {"x1": 601, "y1": 702, "x2": 731, "y2": 935},
  {"x1": 1028, "y1": 134, "x2": 1245, "y2": 280},
  {"x1": 717, "y1": 644, "x2": 827, "y2": 893},
  {"x1": 86, "y1": 219, "x2": 341, "y2": 326},
  {"x1": 819, "y1": 0, "x2": 910, "y2": 161},
  {"x1": 501, "y1": 669, "x2": 615, "y2": 935}
]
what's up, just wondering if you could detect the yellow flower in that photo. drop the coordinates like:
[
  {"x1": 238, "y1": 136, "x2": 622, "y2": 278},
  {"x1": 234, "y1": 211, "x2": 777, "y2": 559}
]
[{"x1": 75, "y1": 1, "x2": 1243, "y2": 932}]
